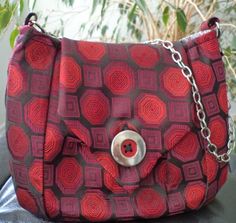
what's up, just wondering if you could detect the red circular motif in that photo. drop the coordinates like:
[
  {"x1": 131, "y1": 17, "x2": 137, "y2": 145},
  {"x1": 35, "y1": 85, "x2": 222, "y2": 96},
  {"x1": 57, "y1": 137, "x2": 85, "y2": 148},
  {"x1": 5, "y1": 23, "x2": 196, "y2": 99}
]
[
  {"x1": 184, "y1": 182, "x2": 206, "y2": 210},
  {"x1": 16, "y1": 188, "x2": 38, "y2": 214},
  {"x1": 139, "y1": 152, "x2": 160, "y2": 179},
  {"x1": 191, "y1": 103, "x2": 201, "y2": 128},
  {"x1": 45, "y1": 124, "x2": 63, "y2": 161},
  {"x1": 79, "y1": 145, "x2": 97, "y2": 163},
  {"x1": 129, "y1": 45, "x2": 159, "y2": 68},
  {"x1": 7, "y1": 64, "x2": 26, "y2": 97},
  {"x1": 108, "y1": 120, "x2": 138, "y2": 139},
  {"x1": 104, "y1": 62, "x2": 134, "y2": 95},
  {"x1": 77, "y1": 41, "x2": 106, "y2": 61},
  {"x1": 155, "y1": 161, "x2": 167, "y2": 189},
  {"x1": 24, "y1": 97, "x2": 48, "y2": 133},
  {"x1": 64, "y1": 120, "x2": 92, "y2": 147},
  {"x1": 56, "y1": 157, "x2": 83, "y2": 194},
  {"x1": 29, "y1": 159, "x2": 43, "y2": 192},
  {"x1": 209, "y1": 116, "x2": 226, "y2": 148},
  {"x1": 166, "y1": 162, "x2": 183, "y2": 191},
  {"x1": 136, "y1": 94, "x2": 167, "y2": 125},
  {"x1": 218, "y1": 166, "x2": 228, "y2": 190},
  {"x1": 121, "y1": 139, "x2": 137, "y2": 157},
  {"x1": 104, "y1": 171, "x2": 126, "y2": 194},
  {"x1": 162, "y1": 67, "x2": 190, "y2": 97},
  {"x1": 155, "y1": 161, "x2": 182, "y2": 191},
  {"x1": 217, "y1": 83, "x2": 228, "y2": 114},
  {"x1": 25, "y1": 40, "x2": 54, "y2": 70},
  {"x1": 45, "y1": 189, "x2": 59, "y2": 218},
  {"x1": 95, "y1": 152, "x2": 119, "y2": 179},
  {"x1": 164, "y1": 124, "x2": 190, "y2": 151},
  {"x1": 7, "y1": 125, "x2": 29, "y2": 160},
  {"x1": 135, "y1": 188, "x2": 166, "y2": 218},
  {"x1": 171, "y1": 132, "x2": 200, "y2": 162},
  {"x1": 199, "y1": 39, "x2": 221, "y2": 60},
  {"x1": 192, "y1": 61, "x2": 215, "y2": 94},
  {"x1": 51, "y1": 61, "x2": 60, "y2": 96},
  {"x1": 80, "y1": 90, "x2": 110, "y2": 125},
  {"x1": 60, "y1": 56, "x2": 82, "y2": 92},
  {"x1": 72, "y1": 129, "x2": 92, "y2": 148},
  {"x1": 81, "y1": 191, "x2": 112, "y2": 221},
  {"x1": 202, "y1": 153, "x2": 218, "y2": 183}
]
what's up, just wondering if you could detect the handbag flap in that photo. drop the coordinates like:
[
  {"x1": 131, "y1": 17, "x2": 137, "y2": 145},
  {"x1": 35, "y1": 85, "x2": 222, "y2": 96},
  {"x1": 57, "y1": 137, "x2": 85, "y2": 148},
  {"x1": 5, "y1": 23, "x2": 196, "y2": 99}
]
[{"x1": 55, "y1": 38, "x2": 194, "y2": 192}]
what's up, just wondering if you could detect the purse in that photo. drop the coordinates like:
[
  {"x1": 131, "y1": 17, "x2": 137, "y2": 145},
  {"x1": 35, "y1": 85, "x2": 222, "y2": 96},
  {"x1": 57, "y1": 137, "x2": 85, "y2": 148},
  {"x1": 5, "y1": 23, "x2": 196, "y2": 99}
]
[{"x1": 5, "y1": 13, "x2": 235, "y2": 222}]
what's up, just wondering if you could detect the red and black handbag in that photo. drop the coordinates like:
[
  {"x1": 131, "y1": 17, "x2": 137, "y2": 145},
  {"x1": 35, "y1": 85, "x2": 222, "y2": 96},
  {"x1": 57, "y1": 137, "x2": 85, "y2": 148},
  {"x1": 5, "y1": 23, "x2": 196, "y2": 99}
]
[{"x1": 5, "y1": 13, "x2": 235, "y2": 222}]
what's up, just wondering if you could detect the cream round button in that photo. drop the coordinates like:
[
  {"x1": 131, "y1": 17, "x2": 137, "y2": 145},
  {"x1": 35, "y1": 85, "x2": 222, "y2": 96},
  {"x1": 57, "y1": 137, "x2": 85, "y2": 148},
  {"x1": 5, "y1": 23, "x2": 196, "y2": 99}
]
[{"x1": 111, "y1": 130, "x2": 146, "y2": 167}]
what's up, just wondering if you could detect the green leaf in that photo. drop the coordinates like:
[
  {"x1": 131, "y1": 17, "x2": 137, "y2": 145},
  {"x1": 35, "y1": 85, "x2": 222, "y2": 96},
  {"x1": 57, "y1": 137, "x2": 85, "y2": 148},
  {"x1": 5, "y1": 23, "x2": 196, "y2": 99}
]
[
  {"x1": 115, "y1": 28, "x2": 121, "y2": 43},
  {"x1": 224, "y1": 47, "x2": 232, "y2": 57},
  {"x1": 79, "y1": 23, "x2": 85, "y2": 32},
  {"x1": 162, "y1": 6, "x2": 169, "y2": 26},
  {"x1": 101, "y1": 0, "x2": 107, "y2": 17},
  {"x1": 101, "y1": 25, "x2": 108, "y2": 36},
  {"x1": 9, "y1": 26, "x2": 19, "y2": 48},
  {"x1": 10, "y1": 2, "x2": 16, "y2": 11},
  {"x1": 134, "y1": 28, "x2": 141, "y2": 41},
  {"x1": 61, "y1": 0, "x2": 75, "y2": 6},
  {"x1": 128, "y1": 3, "x2": 137, "y2": 22},
  {"x1": 19, "y1": 0, "x2": 24, "y2": 15},
  {"x1": 134, "y1": 0, "x2": 148, "y2": 12},
  {"x1": 176, "y1": 8, "x2": 187, "y2": 32},
  {"x1": 0, "y1": 8, "x2": 12, "y2": 31},
  {"x1": 69, "y1": 0, "x2": 75, "y2": 6},
  {"x1": 91, "y1": 0, "x2": 99, "y2": 15}
]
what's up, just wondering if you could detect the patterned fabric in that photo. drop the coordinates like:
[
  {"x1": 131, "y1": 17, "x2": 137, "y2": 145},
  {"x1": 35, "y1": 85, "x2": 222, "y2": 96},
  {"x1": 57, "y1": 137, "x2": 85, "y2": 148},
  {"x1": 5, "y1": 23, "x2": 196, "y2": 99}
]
[{"x1": 6, "y1": 23, "x2": 229, "y2": 222}]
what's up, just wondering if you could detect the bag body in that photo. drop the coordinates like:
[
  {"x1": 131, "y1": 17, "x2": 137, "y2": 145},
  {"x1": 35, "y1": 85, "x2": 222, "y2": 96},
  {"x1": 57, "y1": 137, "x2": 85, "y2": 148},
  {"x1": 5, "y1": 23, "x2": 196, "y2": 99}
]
[{"x1": 5, "y1": 17, "x2": 230, "y2": 222}]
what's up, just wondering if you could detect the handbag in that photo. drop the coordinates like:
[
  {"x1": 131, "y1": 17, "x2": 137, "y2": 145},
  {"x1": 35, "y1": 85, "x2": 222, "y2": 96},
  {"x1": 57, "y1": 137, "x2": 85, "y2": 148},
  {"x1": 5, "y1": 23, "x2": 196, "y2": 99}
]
[{"x1": 5, "y1": 12, "x2": 235, "y2": 222}]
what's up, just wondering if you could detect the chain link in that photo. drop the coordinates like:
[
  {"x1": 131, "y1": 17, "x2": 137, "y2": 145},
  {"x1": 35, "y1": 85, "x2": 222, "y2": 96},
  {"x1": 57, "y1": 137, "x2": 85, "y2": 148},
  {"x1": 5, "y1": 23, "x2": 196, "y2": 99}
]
[{"x1": 145, "y1": 39, "x2": 235, "y2": 163}]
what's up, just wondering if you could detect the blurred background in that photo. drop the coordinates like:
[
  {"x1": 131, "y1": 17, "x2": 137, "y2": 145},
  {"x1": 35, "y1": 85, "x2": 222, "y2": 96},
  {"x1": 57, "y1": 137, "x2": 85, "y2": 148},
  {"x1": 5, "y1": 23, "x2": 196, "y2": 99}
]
[{"x1": 0, "y1": 0, "x2": 236, "y2": 130}]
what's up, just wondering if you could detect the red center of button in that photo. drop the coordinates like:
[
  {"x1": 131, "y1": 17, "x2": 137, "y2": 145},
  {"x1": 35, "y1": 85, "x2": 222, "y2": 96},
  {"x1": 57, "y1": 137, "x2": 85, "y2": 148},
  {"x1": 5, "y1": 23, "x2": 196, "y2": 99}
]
[{"x1": 121, "y1": 139, "x2": 137, "y2": 157}]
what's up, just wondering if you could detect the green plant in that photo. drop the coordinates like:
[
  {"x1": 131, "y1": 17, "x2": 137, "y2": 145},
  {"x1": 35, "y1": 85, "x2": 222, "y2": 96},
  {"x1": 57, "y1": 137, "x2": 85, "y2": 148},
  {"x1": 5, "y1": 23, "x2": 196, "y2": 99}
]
[
  {"x1": 0, "y1": 0, "x2": 25, "y2": 47},
  {"x1": 0, "y1": 0, "x2": 75, "y2": 47}
]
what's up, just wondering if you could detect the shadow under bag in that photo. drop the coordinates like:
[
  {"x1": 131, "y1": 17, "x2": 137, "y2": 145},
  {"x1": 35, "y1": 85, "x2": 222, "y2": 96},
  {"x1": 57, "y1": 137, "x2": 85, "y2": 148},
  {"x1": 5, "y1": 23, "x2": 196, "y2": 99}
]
[{"x1": 5, "y1": 14, "x2": 235, "y2": 222}]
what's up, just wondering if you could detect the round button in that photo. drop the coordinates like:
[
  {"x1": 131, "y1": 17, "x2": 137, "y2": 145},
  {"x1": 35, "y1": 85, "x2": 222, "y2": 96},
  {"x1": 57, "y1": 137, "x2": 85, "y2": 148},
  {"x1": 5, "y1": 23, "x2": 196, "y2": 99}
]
[{"x1": 111, "y1": 130, "x2": 146, "y2": 167}]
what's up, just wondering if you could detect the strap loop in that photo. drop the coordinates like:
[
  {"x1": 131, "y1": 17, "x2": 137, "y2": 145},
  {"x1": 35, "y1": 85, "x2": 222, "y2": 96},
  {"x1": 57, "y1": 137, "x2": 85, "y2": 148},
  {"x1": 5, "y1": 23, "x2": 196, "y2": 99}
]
[
  {"x1": 24, "y1": 12, "x2": 38, "y2": 25},
  {"x1": 24, "y1": 12, "x2": 46, "y2": 33},
  {"x1": 200, "y1": 17, "x2": 221, "y2": 38}
]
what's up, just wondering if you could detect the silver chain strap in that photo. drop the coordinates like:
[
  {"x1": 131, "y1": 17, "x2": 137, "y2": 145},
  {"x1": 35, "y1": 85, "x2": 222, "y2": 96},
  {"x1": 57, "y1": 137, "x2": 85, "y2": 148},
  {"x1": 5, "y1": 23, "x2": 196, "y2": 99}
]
[{"x1": 145, "y1": 39, "x2": 235, "y2": 163}]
